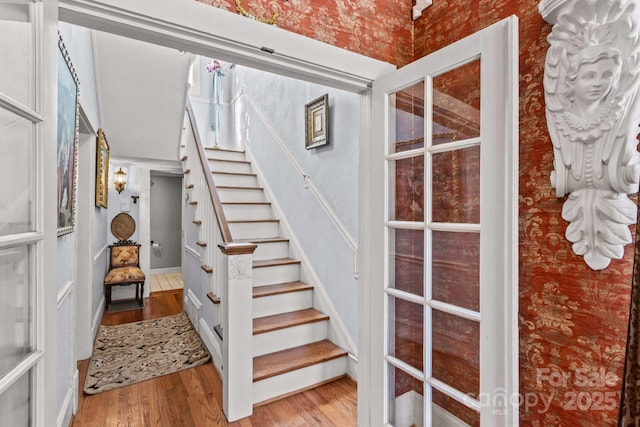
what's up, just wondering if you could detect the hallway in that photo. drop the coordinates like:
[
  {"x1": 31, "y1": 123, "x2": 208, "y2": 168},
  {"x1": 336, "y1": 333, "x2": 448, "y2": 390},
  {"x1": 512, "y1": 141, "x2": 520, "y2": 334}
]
[{"x1": 72, "y1": 290, "x2": 357, "y2": 426}]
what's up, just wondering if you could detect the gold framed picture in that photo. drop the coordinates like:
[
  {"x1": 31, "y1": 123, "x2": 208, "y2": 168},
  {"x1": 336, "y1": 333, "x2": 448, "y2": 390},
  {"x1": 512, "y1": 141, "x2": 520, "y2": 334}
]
[
  {"x1": 95, "y1": 128, "x2": 110, "y2": 208},
  {"x1": 305, "y1": 94, "x2": 329, "y2": 150}
]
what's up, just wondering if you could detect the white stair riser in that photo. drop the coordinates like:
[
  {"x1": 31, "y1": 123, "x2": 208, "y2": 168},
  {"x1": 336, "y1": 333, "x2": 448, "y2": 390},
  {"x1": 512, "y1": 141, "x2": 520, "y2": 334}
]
[
  {"x1": 253, "y1": 291, "x2": 313, "y2": 318},
  {"x1": 218, "y1": 188, "x2": 265, "y2": 203},
  {"x1": 252, "y1": 241, "x2": 289, "y2": 261},
  {"x1": 223, "y1": 204, "x2": 272, "y2": 221},
  {"x1": 253, "y1": 357, "x2": 347, "y2": 405},
  {"x1": 253, "y1": 263, "x2": 299, "y2": 286},
  {"x1": 212, "y1": 173, "x2": 258, "y2": 188},
  {"x1": 209, "y1": 160, "x2": 253, "y2": 174},
  {"x1": 253, "y1": 321, "x2": 328, "y2": 357},
  {"x1": 230, "y1": 221, "x2": 280, "y2": 240},
  {"x1": 206, "y1": 149, "x2": 246, "y2": 162}
]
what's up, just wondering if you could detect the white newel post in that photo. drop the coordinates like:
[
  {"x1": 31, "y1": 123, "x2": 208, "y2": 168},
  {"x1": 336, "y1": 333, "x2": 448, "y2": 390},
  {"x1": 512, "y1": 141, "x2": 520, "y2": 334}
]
[{"x1": 218, "y1": 242, "x2": 257, "y2": 422}]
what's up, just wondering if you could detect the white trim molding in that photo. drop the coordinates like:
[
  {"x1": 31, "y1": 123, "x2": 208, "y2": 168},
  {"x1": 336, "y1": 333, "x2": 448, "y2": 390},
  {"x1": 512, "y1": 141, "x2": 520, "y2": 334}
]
[
  {"x1": 540, "y1": 0, "x2": 640, "y2": 270},
  {"x1": 58, "y1": 0, "x2": 395, "y2": 93}
]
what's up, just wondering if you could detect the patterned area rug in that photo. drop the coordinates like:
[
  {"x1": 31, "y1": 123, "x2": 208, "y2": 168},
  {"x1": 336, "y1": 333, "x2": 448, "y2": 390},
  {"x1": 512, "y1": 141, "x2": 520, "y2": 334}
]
[{"x1": 83, "y1": 312, "x2": 210, "y2": 394}]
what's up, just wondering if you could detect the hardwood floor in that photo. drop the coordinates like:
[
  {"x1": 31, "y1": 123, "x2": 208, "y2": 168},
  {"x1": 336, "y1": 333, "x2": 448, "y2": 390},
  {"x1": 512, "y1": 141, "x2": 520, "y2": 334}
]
[
  {"x1": 149, "y1": 272, "x2": 184, "y2": 293},
  {"x1": 72, "y1": 289, "x2": 357, "y2": 426}
]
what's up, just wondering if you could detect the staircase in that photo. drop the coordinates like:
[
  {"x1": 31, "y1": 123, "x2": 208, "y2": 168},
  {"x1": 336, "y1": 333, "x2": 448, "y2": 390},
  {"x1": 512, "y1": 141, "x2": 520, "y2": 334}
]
[{"x1": 204, "y1": 147, "x2": 348, "y2": 406}]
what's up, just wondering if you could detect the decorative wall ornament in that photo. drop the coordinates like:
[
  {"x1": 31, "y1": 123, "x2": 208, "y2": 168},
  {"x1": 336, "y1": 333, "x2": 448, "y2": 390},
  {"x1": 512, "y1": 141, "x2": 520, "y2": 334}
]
[
  {"x1": 234, "y1": 0, "x2": 278, "y2": 26},
  {"x1": 412, "y1": 0, "x2": 433, "y2": 20},
  {"x1": 229, "y1": 254, "x2": 252, "y2": 280},
  {"x1": 540, "y1": 0, "x2": 640, "y2": 270}
]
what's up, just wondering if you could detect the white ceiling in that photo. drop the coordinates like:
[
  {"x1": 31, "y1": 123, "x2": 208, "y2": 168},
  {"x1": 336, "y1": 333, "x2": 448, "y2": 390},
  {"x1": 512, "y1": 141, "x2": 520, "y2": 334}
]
[{"x1": 92, "y1": 30, "x2": 193, "y2": 163}]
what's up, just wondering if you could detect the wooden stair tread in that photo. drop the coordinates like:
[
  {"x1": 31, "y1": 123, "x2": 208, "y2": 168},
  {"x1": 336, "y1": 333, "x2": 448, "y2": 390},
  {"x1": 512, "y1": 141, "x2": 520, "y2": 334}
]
[
  {"x1": 207, "y1": 292, "x2": 220, "y2": 304},
  {"x1": 193, "y1": 220, "x2": 202, "y2": 225},
  {"x1": 217, "y1": 185, "x2": 263, "y2": 190},
  {"x1": 211, "y1": 171, "x2": 257, "y2": 177},
  {"x1": 253, "y1": 309, "x2": 328, "y2": 335},
  {"x1": 228, "y1": 219, "x2": 278, "y2": 224},
  {"x1": 208, "y1": 158, "x2": 250, "y2": 164},
  {"x1": 253, "y1": 258, "x2": 300, "y2": 268},
  {"x1": 201, "y1": 265, "x2": 213, "y2": 274},
  {"x1": 236, "y1": 237, "x2": 289, "y2": 244},
  {"x1": 205, "y1": 147, "x2": 245, "y2": 153},
  {"x1": 196, "y1": 241, "x2": 207, "y2": 247},
  {"x1": 222, "y1": 202, "x2": 271, "y2": 206},
  {"x1": 253, "y1": 340, "x2": 346, "y2": 382},
  {"x1": 253, "y1": 282, "x2": 313, "y2": 298}
]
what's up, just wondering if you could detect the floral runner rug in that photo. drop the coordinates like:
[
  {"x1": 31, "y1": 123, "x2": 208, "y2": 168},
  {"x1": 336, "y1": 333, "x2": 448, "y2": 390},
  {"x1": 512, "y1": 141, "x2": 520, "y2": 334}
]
[{"x1": 83, "y1": 312, "x2": 210, "y2": 394}]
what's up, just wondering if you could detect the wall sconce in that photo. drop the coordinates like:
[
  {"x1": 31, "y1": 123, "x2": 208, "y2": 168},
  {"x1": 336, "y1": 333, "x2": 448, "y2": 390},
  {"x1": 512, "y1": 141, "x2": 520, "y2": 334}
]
[{"x1": 114, "y1": 168, "x2": 127, "y2": 194}]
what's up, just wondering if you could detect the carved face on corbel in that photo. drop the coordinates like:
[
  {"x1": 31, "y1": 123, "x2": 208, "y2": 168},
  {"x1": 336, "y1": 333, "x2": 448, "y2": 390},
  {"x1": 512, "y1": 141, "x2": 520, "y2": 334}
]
[{"x1": 565, "y1": 46, "x2": 621, "y2": 116}]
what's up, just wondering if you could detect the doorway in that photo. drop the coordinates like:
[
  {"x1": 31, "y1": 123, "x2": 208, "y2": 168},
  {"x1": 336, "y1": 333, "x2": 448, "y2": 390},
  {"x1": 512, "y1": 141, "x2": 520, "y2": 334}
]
[{"x1": 149, "y1": 173, "x2": 183, "y2": 293}]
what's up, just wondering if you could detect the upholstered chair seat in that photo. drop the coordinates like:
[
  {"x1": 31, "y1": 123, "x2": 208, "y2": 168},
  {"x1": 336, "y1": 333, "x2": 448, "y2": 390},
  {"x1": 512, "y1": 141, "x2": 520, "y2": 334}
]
[{"x1": 104, "y1": 243, "x2": 145, "y2": 310}]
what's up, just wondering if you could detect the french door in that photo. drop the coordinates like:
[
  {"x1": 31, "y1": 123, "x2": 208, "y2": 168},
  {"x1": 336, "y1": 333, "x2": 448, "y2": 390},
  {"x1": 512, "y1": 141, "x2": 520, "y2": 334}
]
[
  {"x1": 368, "y1": 16, "x2": 519, "y2": 426},
  {"x1": 0, "y1": 1, "x2": 57, "y2": 426}
]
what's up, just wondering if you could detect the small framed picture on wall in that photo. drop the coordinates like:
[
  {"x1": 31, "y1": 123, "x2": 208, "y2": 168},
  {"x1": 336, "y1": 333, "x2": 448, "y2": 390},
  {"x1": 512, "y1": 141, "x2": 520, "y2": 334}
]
[{"x1": 305, "y1": 94, "x2": 329, "y2": 150}]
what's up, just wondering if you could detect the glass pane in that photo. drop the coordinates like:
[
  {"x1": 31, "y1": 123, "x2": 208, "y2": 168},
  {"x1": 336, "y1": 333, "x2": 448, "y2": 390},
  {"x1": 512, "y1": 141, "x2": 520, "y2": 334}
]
[
  {"x1": 432, "y1": 59, "x2": 480, "y2": 143},
  {"x1": 390, "y1": 156, "x2": 424, "y2": 222},
  {"x1": 0, "y1": 370, "x2": 31, "y2": 427},
  {"x1": 388, "y1": 295, "x2": 423, "y2": 372},
  {"x1": 0, "y1": 1, "x2": 33, "y2": 108},
  {"x1": 432, "y1": 309, "x2": 479, "y2": 398},
  {"x1": 432, "y1": 146, "x2": 480, "y2": 223},
  {"x1": 432, "y1": 231, "x2": 479, "y2": 311},
  {"x1": 389, "y1": 228, "x2": 424, "y2": 297},
  {"x1": 389, "y1": 81, "x2": 425, "y2": 153},
  {"x1": 0, "y1": 108, "x2": 34, "y2": 236},
  {"x1": 388, "y1": 364, "x2": 423, "y2": 427},
  {"x1": 432, "y1": 388, "x2": 479, "y2": 427},
  {"x1": 0, "y1": 246, "x2": 32, "y2": 377}
]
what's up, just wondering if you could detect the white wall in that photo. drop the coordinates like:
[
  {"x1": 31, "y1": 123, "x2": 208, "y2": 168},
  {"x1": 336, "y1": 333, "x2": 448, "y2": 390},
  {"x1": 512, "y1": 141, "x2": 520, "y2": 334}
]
[
  {"x1": 232, "y1": 65, "x2": 361, "y2": 345},
  {"x1": 57, "y1": 22, "x2": 107, "y2": 426}
]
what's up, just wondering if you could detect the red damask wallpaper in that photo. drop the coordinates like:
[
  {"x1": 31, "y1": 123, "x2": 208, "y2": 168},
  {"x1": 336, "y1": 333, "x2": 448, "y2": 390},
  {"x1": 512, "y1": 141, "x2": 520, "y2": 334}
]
[
  {"x1": 195, "y1": 0, "x2": 414, "y2": 66},
  {"x1": 196, "y1": 0, "x2": 636, "y2": 424}
]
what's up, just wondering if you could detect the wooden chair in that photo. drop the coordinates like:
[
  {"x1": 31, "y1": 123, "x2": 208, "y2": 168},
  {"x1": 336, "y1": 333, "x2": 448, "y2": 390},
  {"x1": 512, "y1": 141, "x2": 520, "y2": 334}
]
[{"x1": 104, "y1": 243, "x2": 146, "y2": 310}]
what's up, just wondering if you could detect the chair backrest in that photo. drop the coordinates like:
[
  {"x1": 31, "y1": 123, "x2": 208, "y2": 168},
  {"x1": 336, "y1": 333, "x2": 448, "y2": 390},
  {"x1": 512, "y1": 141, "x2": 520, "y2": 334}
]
[{"x1": 109, "y1": 244, "x2": 141, "y2": 268}]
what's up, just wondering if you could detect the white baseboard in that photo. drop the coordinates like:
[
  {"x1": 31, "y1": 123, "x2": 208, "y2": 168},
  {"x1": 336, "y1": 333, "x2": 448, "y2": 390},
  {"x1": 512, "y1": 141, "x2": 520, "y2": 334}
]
[
  {"x1": 72, "y1": 369, "x2": 79, "y2": 415},
  {"x1": 199, "y1": 318, "x2": 223, "y2": 373},
  {"x1": 347, "y1": 353, "x2": 358, "y2": 381},
  {"x1": 150, "y1": 266, "x2": 181, "y2": 275},
  {"x1": 57, "y1": 386, "x2": 74, "y2": 427},
  {"x1": 92, "y1": 296, "x2": 105, "y2": 339}
]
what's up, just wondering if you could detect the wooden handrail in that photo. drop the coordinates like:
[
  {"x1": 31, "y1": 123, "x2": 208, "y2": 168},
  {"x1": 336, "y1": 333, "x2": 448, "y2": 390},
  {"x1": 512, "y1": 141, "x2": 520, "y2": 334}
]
[{"x1": 185, "y1": 100, "x2": 233, "y2": 243}]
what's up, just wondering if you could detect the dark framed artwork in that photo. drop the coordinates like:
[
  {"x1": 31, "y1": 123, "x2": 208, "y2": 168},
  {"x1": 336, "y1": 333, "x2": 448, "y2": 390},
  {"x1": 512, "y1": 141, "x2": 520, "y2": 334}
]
[
  {"x1": 95, "y1": 129, "x2": 110, "y2": 208},
  {"x1": 57, "y1": 34, "x2": 80, "y2": 236},
  {"x1": 305, "y1": 94, "x2": 329, "y2": 149}
]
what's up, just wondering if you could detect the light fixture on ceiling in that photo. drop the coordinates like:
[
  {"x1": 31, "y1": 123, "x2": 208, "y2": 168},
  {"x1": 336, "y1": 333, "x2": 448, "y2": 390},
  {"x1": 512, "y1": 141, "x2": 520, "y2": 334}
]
[{"x1": 114, "y1": 167, "x2": 127, "y2": 194}]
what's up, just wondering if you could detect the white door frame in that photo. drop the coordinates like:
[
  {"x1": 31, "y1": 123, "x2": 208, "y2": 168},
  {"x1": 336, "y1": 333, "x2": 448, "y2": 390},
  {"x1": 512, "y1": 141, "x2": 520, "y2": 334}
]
[
  {"x1": 58, "y1": 0, "x2": 395, "y2": 93},
  {"x1": 56, "y1": 3, "x2": 518, "y2": 426},
  {"x1": 366, "y1": 17, "x2": 519, "y2": 426},
  {"x1": 56, "y1": 1, "x2": 393, "y2": 425}
]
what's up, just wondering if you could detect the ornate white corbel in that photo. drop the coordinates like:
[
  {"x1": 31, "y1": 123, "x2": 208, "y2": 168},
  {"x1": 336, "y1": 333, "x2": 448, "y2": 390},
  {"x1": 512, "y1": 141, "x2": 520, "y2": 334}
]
[
  {"x1": 413, "y1": 0, "x2": 433, "y2": 20},
  {"x1": 540, "y1": 0, "x2": 640, "y2": 270}
]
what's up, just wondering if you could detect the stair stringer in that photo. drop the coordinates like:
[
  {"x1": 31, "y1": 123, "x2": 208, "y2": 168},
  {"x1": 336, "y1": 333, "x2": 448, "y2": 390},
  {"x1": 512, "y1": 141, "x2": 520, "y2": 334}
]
[{"x1": 241, "y1": 143, "x2": 358, "y2": 378}]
